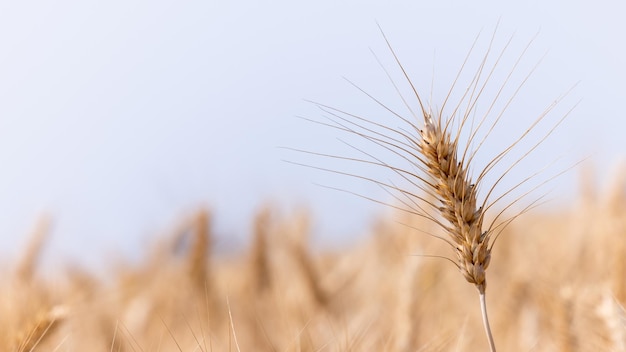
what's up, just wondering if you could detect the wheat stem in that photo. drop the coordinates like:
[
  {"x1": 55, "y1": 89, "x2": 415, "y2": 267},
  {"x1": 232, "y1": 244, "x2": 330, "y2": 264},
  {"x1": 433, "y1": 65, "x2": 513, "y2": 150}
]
[{"x1": 479, "y1": 290, "x2": 496, "y2": 352}]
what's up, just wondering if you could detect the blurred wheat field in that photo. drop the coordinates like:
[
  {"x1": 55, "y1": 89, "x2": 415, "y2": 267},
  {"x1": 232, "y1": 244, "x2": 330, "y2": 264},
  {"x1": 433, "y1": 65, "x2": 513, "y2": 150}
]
[{"x1": 1, "y1": 167, "x2": 625, "y2": 352}]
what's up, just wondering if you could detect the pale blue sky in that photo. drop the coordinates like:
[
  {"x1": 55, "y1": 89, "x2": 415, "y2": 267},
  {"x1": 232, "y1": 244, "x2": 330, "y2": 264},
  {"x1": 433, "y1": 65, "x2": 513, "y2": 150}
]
[{"x1": 0, "y1": 1, "x2": 623, "y2": 268}]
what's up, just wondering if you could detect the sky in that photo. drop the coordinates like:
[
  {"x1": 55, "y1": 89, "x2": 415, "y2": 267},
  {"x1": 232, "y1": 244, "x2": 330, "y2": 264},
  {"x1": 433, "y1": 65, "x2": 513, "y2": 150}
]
[{"x1": 0, "y1": 1, "x2": 623, "y2": 269}]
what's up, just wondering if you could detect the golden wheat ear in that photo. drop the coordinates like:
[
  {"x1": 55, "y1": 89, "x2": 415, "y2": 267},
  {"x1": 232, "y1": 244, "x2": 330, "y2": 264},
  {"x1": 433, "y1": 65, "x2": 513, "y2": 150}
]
[
  {"x1": 381, "y1": 26, "x2": 579, "y2": 351},
  {"x1": 415, "y1": 106, "x2": 497, "y2": 349},
  {"x1": 418, "y1": 110, "x2": 491, "y2": 292},
  {"x1": 292, "y1": 24, "x2": 579, "y2": 351}
]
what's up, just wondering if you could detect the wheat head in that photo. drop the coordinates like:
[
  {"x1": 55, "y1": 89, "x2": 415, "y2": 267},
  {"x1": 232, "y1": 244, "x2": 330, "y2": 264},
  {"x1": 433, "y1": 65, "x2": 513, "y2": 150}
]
[
  {"x1": 420, "y1": 112, "x2": 490, "y2": 293},
  {"x1": 293, "y1": 23, "x2": 579, "y2": 351}
]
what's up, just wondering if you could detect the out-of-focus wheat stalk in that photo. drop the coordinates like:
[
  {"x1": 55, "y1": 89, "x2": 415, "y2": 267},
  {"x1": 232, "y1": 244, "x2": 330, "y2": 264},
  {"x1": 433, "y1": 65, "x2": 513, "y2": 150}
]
[{"x1": 14, "y1": 306, "x2": 66, "y2": 352}]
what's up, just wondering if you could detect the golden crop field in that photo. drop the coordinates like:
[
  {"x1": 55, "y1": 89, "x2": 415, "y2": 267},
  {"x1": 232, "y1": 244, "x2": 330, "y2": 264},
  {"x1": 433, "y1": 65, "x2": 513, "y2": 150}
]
[{"x1": 2, "y1": 168, "x2": 626, "y2": 351}]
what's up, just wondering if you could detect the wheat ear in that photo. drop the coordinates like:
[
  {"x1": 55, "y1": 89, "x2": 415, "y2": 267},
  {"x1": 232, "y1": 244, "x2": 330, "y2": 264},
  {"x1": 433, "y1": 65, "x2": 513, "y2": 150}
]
[
  {"x1": 420, "y1": 113, "x2": 491, "y2": 293},
  {"x1": 292, "y1": 22, "x2": 578, "y2": 350},
  {"x1": 420, "y1": 111, "x2": 495, "y2": 349}
]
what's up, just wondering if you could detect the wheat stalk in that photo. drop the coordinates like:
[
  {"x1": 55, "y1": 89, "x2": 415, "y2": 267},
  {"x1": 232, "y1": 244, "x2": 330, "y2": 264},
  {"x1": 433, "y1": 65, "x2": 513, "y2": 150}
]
[{"x1": 387, "y1": 27, "x2": 578, "y2": 350}]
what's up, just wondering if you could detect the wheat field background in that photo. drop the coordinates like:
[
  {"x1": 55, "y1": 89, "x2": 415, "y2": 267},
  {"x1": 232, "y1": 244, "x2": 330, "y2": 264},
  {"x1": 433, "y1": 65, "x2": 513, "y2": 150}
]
[{"x1": 2, "y1": 164, "x2": 625, "y2": 351}]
